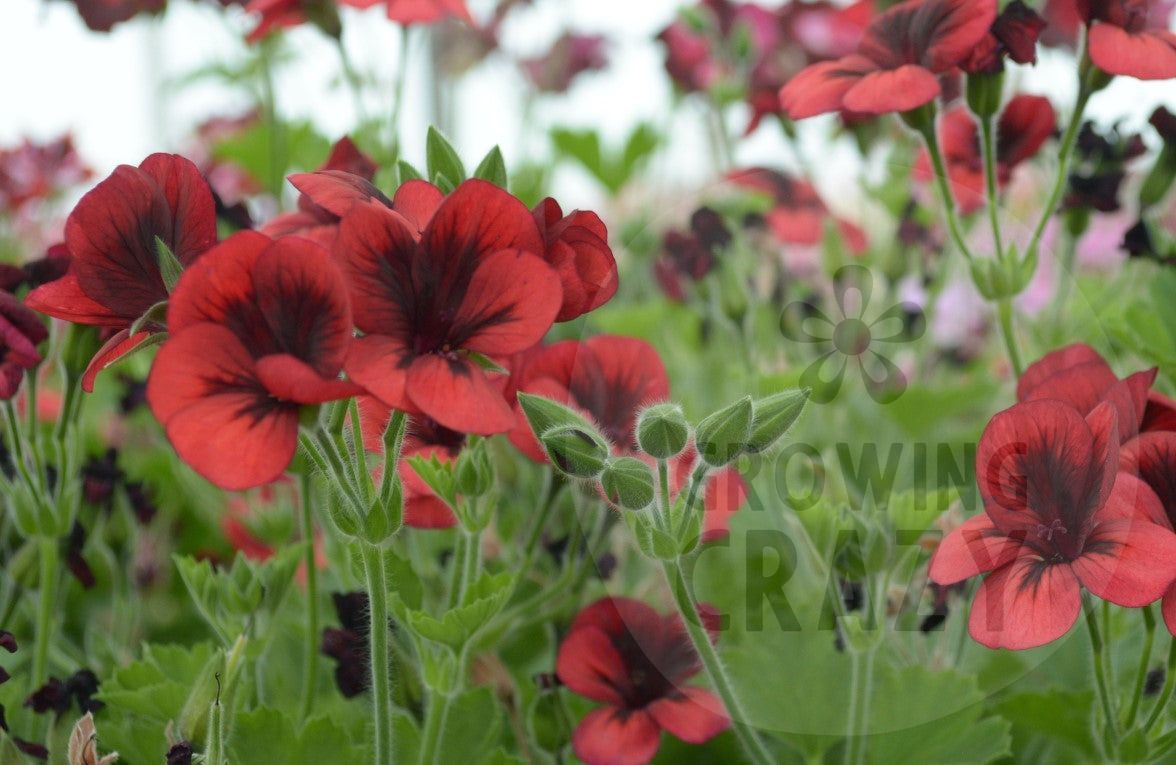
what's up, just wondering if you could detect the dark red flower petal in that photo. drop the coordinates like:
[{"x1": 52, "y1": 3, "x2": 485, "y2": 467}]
[
  {"x1": 1120, "y1": 431, "x2": 1176, "y2": 524},
  {"x1": 405, "y1": 354, "x2": 515, "y2": 435},
  {"x1": 968, "y1": 555, "x2": 1081, "y2": 649},
  {"x1": 344, "y1": 335, "x2": 416, "y2": 413},
  {"x1": 1017, "y1": 343, "x2": 1108, "y2": 401},
  {"x1": 138, "y1": 153, "x2": 218, "y2": 266},
  {"x1": 556, "y1": 625, "x2": 629, "y2": 706},
  {"x1": 81, "y1": 328, "x2": 154, "y2": 393},
  {"x1": 1142, "y1": 390, "x2": 1176, "y2": 432},
  {"x1": 571, "y1": 707, "x2": 661, "y2": 765},
  {"x1": 1088, "y1": 25, "x2": 1176, "y2": 80},
  {"x1": 289, "y1": 170, "x2": 393, "y2": 219},
  {"x1": 384, "y1": 0, "x2": 472, "y2": 25},
  {"x1": 255, "y1": 354, "x2": 363, "y2": 404},
  {"x1": 534, "y1": 199, "x2": 617, "y2": 321},
  {"x1": 23, "y1": 271, "x2": 124, "y2": 327},
  {"x1": 998, "y1": 94, "x2": 1057, "y2": 167},
  {"x1": 453, "y1": 250, "x2": 562, "y2": 356},
  {"x1": 1072, "y1": 517, "x2": 1176, "y2": 606},
  {"x1": 392, "y1": 180, "x2": 445, "y2": 234},
  {"x1": 991, "y1": 0, "x2": 1047, "y2": 64},
  {"x1": 780, "y1": 55, "x2": 876, "y2": 120},
  {"x1": 929, "y1": 512, "x2": 1026, "y2": 585},
  {"x1": 647, "y1": 687, "x2": 730, "y2": 744},
  {"x1": 841, "y1": 65, "x2": 941, "y2": 114},
  {"x1": 168, "y1": 230, "x2": 269, "y2": 335},
  {"x1": 858, "y1": 0, "x2": 997, "y2": 71}
]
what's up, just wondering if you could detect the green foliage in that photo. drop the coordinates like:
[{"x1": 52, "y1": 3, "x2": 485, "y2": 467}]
[
  {"x1": 426, "y1": 126, "x2": 467, "y2": 192},
  {"x1": 395, "y1": 571, "x2": 513, "y2": 649},
  {"x1": 174, "y1": 545, "x2": 302, "y2": 644},
  {"x1": 550, "y1": 123, "x2": 660, "y2": 193},
  {"x1": 229, "y1": 708, "x2": 369, "y2": 765}
]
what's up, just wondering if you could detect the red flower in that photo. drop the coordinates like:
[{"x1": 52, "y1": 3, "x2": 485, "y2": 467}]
[
  {"x1": 1119, "y1": 432, "x2": 1176, "y2": 633},
  {"x1": 341, "y1": 0, "x2": 472, "y2": 25},
  {"x1": 521, "y1": 33, "x2": 609, "y2": 93},
  {"x1": 0, "y1": 135, "x2": 91, "y2": 214},
  {"x1": 335, "y1": 179, "x2": 561, "y2": 435},
  {"x1": 962, "y1": 0, "x2": 1047, "y2": 72},
  {"x1": 24, "y1": 154, "x2": 218, "y2": 392},
  {"x1": 780, "y1": 0, "x2": 997, "y2": 118},
  {"x1": 912, "y1": 95, "x2": 1056, "y2": 213},
  {"x1": 147, "y1": 232, "x2": 361, "y2": 490},
  {"x1": 0, "y1": 291, "x2": 48, "y2": 400},
  {"x1": 556, "y1": 597, "x2": 729, "y2": 765},
  {"x1": 1079, "y1": 0, "x2": 1176, "y2": 79},
  {"x1": 727, "y1": 168, "x2": 868, "y2": 253},
  {"x1": 531, "y1": 198, "x2": 618, "y2": 321},
  {"x1": 67, "y1": 0, "x2": 165, "y2": 32},
  {"x1": 358, "y1": 395, "x2": 467, "y2": 529},
  {"x1": 930, "y1": 399, "x2": 1176, "y2": 649},
  {"x1": 654, "y1": 208, "x2": 729, "y2": 302},
  {"x1": 265, "y1": 137, "x2": 379, "y2": 248}
]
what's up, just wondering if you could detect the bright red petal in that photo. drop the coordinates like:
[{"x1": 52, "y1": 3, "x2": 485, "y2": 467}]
[
  {"x1": 572, "y1": 708, "x2": 661, "y2": 765},
  {"x1": 556, "y1": 626, "x2": 628, "y2": 706},
  {"x1": 647, "y1": 687, "x2": 730, "y2": 744},
  {"x1": 385, "y1": 0, "x2": 472, "y2": 24},
  {"x1": 405, "y1": 354, "x2": 514, "y2": 435},
  {"x1": 1120, "y1": 432, "x2": 1176, "y2": 524},
  {"x1": 168, "y1": 230, "x2": 269, "y2": 335},
  {"x1": 392, "y1": 179, "x2": 444, "y2": 234},
  {"x1": 23, "y1": 271, "x2": 124, "y2": 327},
  {"x1": 138, "y1": 153, "x2": 218, "y2": 265},
  {"x1": 454, "y1": 250, "x2": 562, "y2": 356},
  {"x1": 1017, "y1": 343, "x2": 1108, "y2": 402},
  {"x1": 334, "y1": 202, "x2": 419, "y2": 337},
  {"x1": 289, "y1": 170, "x2": 392, "y2": 218},
  {"x1": 929, "y1": 513, "x2": 1026, "y2": 585},
  {"x1": 81, "y1": 328, "x2": 155, "y2": 393},
  {"x1": 841, "y1": 65, "x2": 941, "y2": 115},
  {"x1": 968, "y1": 556, "x2": 1081, "y2": 650},
  {"x1": 1072, "y1": 518, "x2": 1176, "y2": 607},
  {"x1": 344, "y1": 334, "x2": 415, "y2": 413},
  {"x1": 255, "y1": 354, "x2": 363, "y2": 404},
  {"x1": 780, "y1": 55, "x2": 874, "y2": 119},
  {"x1": 1088, "y1": 25, "x2": 1176, "y2": 80},
  {"x1": 1097, "y1": 471, "x2": 1170, "y2": 527}
]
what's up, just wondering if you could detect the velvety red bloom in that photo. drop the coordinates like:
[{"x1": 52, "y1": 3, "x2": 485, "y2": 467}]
[
  {"x1": 340, "y1": 0, "x2": 472, "y2": 25},
  {"x1": 556, "y1": 597, "x2": 729, "y2": 765},
  {"x1": 147, "y1": 231, "x2": 361, "y2": 490},
  {"x1": 727, "y1": 168, "x2": 868, "y2": 253},
  {"x1": 962, "y1": 0, "x2": 1047, "y2": 72},
  {"x1": 780, "y1": 0, "x2": 997, "y2": 118},
  {"x1": 0, "y1": 291, "x2": 48, "y2": 400},
  {"x1": 532, "y1": 199, "x2": 617, "y2": 321},
  {"x1": 930, "y1": 399, "x2": 1176, "y2": 649},
  {"x1": 25, "y1": 154, "x2": 218, "y2": 392},
  {"x1": 336, "y1": 179, "x2": 561, "y2": 435},
  {"x1": 358, "y1": 395, "x2": 466, "y2": 529},
  {"x1": 245, "y1": 0, "x2": 342, "y2": 43},
  {"x1": 265, "y1": 137, "x2": 378, "y2": 248},
  {"x1": 912, "y1": 95, "x2": 1056, "y2": 213},
  {"x1": 1079, "y1": 0, "x2": 1176, "y2": 79},
  {"x1": 0, "y1": 135, "x2": 91, "y2": 214},
  {"x1": 67, "y1": 0, "x2": 165, "y2": 32},
  {"x1": 1119, "y1": 432, "x2": 1176, "y2": 633},
  {"x1": 521, "y1": 33, "x2": 608, "y2": 93}
]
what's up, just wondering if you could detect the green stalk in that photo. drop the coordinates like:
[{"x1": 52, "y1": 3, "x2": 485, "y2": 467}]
[
  {"x1": 361, "y1": 543, "x2": 394, "y2": 765},
  {"x1": 335, "y1": 36, "x2": 367, "y2": 124},
  {"x1": 298, "y1": 470, "x2": 320, "y2": 722},
  {"x1": 662, "y1": 560, "x2": 775, "y2": 765},
  {"x1": 1085, "y1": 598, "x2": 1119, "y2": 750},
  {"x1": 1144, "y1": 638, "x2": 1176, "y2": 734},
  {"x1": 844, "y1": 646, "x2": 877, "y2": 765},
  {"x1": 656, "y1": 459, "x2": 673, "y2": 535},
  {"x1": 417, "y1": 684, "x2": 449, "y2": 765},
  {"x1": 1123, "y1": 605, "x2": 1157, "y2": 730},
  {"x1": 996, "y1": 298, "x2": 1024, "y2": 378},
  {"x1": 917, "y1": 123, "x2": 975, "y2": 262},
  {"x1": 30, "y1": 535, "x2": 58, "y2": 689},
  {"x1": 979, "y1": 115, "x2": 1004, "y2": 260}
]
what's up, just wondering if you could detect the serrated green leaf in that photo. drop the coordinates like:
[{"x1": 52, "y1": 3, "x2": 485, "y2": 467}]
[{"x1": 229, "y1": 708, "x2": 369, "y2": 765}]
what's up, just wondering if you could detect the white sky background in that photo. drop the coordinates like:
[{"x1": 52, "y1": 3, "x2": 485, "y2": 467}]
[{"x1": 0, "y1": 0, "x2": 1174, "y2": 215}]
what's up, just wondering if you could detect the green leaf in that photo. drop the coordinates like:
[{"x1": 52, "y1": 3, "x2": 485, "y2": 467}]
[
  {"x1": 402, "y1": 572, "x2": 512, "y2": 648},
  {"x1": 426, "y1": 126, "x2": 466, "y2": 188},
  {"x1": 397, "y1": 159, "x2": 424, "y2": 183},
  {"x1": 154, "y1": 236, "x2": 184, "y2": 292},
  {"x1": 229, "y1": 708, "x2": 369, "y2": 765},
  {"x1": 407, "y1": 453, "x2": 459, "y2": 511},
  {"x1": 436, "y1": 688, "x2": 505, "y2": 763},
  {"x1": 472, "y1": 146, "x2": 508, "y2": 187},
  {"x1": 212, "y1": 119, "x2": 331, "y2": 197}
]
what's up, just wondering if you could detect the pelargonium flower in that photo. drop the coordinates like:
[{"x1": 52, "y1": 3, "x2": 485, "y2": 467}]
[
  {"x1": 66, "y1": 0, "x2": 166, "y2": 32},
  {"x1": 358, "y1": 395, "x2": 467, "y2": 529},
  {"x1": 727, "y1": 168, "x2": 868, "y2": 253},
  {"x1": 0, "y1": 135, "x2": 91, "y2": 214},
  {"x1": 961, "y1": 0, "x2": 1047, "y2": 73},
  {"x1": 25, "y1": 153, "x2": 218, "y2": 391},
  {"x1": 532, "y1": 198, "x2": 618, "y2": 321},
  {"x1": 245, "y1": 0, "x2": 342, "y2": 42},
  {"x1": 654, "y1": 208, "x2": 730, "y2": 302},
  {"x1": 780, "y1": 0, "x2": 996, "y2": 118},
  {"x1": 1118, "y1": 432, "x2": 1176, "y2": 633},
  {"x1": 341, "y1": 0, "x2": 472, "y2": 25},
  {"x1": 0, "y1": 290, "x2": 48, "y2": 400},
  {"x1": 1079, "y1": 0, "x2": 1176, "y2": 80},
  {"x1": 912, "y1": 95, "x2": 1056, "y2": 214},
  {"x1": 930, "y1": 399, "x2": 1176, "y2": 649},
  {"x1": 147, "y1": 231, "x2": 361, "y2": 490},
  {"x1": 556, "y1": 597, "x2": 729, "y2": 765},
  {"x1": 265, "y1": 137, "x2": 378, "y2": 248},
  {"x1": 521, "y1": 33, "x2": 608, "y2": 93},
  {"x1": 335, "y1": 179, "x2": 562, "y2": 435}
]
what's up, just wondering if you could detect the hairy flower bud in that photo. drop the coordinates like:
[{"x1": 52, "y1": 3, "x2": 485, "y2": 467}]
[
  {"x1": 541, "y1": 425, "x2": 610, "y2": 478},
  {"x1": 636, "y1": 403, "x2": 690, "y2": 459},
  {"x1": 695, "y1": 396, "x2": 753, "y2": 467},
  {"x1": 746, "y1": 389, "x2": 810, "y2": 454},
  {"x1": 601, "y1": 457, "x2": 656, "y2": 511}
]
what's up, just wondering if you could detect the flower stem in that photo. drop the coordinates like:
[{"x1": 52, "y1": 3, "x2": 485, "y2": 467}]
[
  {"x1": 361, "y1": 543, "x2": 394, "y2": 765},
  {"x1": 1144, "y1": 638, "x2": 1176, "y2": 734},
  {"x1": 1084, "y1": 597, "x2": 1119, "y2": 750},
  {"x1": 30, "y1": 535, "x2": 58, "y2": 690},
  {"x1": 417, "y1": 684, "x2": 448, "y2": 765},
  {"x1": 917, "y1": 123, "x2": 975, "y2": 262},
  {"x1": 1124, "y1": 605, "x2": 1157, "y2": 730},
  {"x1": 844, "y1": 646, "x2": 877, "y2": 765},
  {"x1": 662, "y1": 560, "x2": 775, "y2": 765},
  {"x1": 979, "y1": 115, "x2": 1004, "y2": 259},
  {"x1": 996, "y1": 298, "x2": 1024, "y2": 378},
  {"x1": 298, "y1": 470, "x2": 320, "y2": 722}
]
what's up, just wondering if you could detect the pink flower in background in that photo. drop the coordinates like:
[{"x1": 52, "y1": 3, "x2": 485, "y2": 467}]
[
  {"x1": 0, "y1": 135, "x2": 91, "y2": 215},
  {"x1": 521, "y1": 33, "x2": 608, "y2": 93},
  {"x1": 342, "y1": 0, "x2": 472, "y2": 25}
]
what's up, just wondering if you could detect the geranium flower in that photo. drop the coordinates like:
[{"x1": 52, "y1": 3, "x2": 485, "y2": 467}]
[
  {"x1": 521, "y1": 33, "x2": 608, "y2": 93},
  {"x1": 24, "y1": 153, "x2": 218, "y2": 392},
  {"x1": 556, "y1": 597, "x2": 729, "y2": 765},
  {"x1": 532, "y1": 198, "x2": 618, "y2": 321},
  {"x1": 265, "y1": 137, "x2": 378, "y2": 248},
  {"x1": 930, "y1": 399, "x2": 1176, "y2": 649},
  {"x1": 1119, "y1": 432, "x2": 1176, "y2": 633},
  {"x1": 654, "y1": 208, "x2": 729, "y2": 302},
  {"x1": 147, "y1": 231, "x2": 361, "y2": 490},
  {"x1": 961, "y1": 0, "x2": 1047, "y2": 73},
  {"x1": 727, "y1": 168, "x2": 868, "y2": 253},
  {"x1": 505, "y1": 336, "x2": 747, "y2": 539},
  {"x1": 335, "y1": 179, "x2": 561, "y2": 435},
  {"x1": 1079, "y1": 0, "x2": 1176, "y2": 80},
  {"x1": 912, "y1": 95, "x2": 1056, "y2": 214},
  {"x1": 66, "y1": 0, "x2": 165, "y2": 32},
  {"x1": 0, "y1": 135, "x2": 91, "y2": 214},
  {"x1": 0, "y1": 290, "x2": 48, "y2": 400},
  {"x1": 358, "y1": 395, "x2": 467, "y2": 529},
  {"x1": 245, "y1": 0, "x2": 341, "y2": 43},
  {"x1": 341, "y1": 0, "x2": 472, "y2": 25},
  {"x1": 780, "y1": 0, "x2": 997, "y2": 118}
]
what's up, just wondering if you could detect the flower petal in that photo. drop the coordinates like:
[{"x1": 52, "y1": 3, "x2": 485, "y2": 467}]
[
  {"x1": 968, "y1": 556, "x2": 1081, "y2": 650},
  {"x1": 1072, "y1": 518, "x2": 1176, "y2": 607},
  {"x1": 452, "y1": 250, "x2": 562, "y2": 356},
  {"x1": 81, "y1": 328, "x2": 155, "y2": 393},
  {"x1": 1017, "y1": 343, "x2": 1109, "y2": 402},
  {"x1": 255, "y1": 354, "x2": 364, "y2": 405},
  {"x1": 780, "y1": 55, "x2": 875, "y2": 120},
  {"x1": 647, "y1": 687, "x2": 730, "y2": 744},
  {"x1": 405, "y1": 354, "x2": 514, "y2": 435},
  {"x1": 138, "y1": 153, "x2": 218, "y2": 266},
  {"x1": 556, "y1": 626, "x2": 628, "y2": 706},
  {"x1": 929, "y1": 512, "x2": 1026, "y2": 585},
  {"x1": 344, "y1": 334, "x2": 415, "y2": 413},
  {"x1": 392, "y1": 179, "x2": 444, "y2": 234},
  {"x1": 1088, "y1": 25, "x2": 1176, "y2": 81},
  {"x1": 333, "y1": 202, "x2": 419, "y2": 337},
  {"x1": 168, "y1": 230, "x2": 269, "y2": 335},
  {"x1": 23, "y1": 271, "x2": 125, "y2": 327},
  {"x1": 1120, "y1": 431, "x2": 1176, "y2": 524},
  {"x1": 571, "y1": 708, "x2": 661, "y2": 765},
  {"x1": 841, "y1": 65, "x2": 941, "y2": 115},
  {"x1": 289, "y1": 170, "x2": 392, "y2": 218}
]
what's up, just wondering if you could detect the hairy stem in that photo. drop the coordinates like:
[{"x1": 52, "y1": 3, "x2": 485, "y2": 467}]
[
  {"x1": 298, "y1": 470, "x2": 320, "y2": 722},
  {"x1": 361, "y1": 543, "x2": 394, "y2": 765},
  {"x1": 1085, "y1": 598, "x2": 1119, "y2": 751},
  {"x1": 1124, "y1": 605, "x2": 1157, "y2": 730}
]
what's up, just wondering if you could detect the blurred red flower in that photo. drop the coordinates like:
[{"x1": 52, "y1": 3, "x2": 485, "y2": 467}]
[
  {"x1": 912, "y1": 94, "x2": 1057, "y2": 213},
  {"x1": 24, "y1": 153, "x2": 217, "y2": 392},
  {"x1": 0, "y1": 291, "x2": 48, "y2": 400},
  {"x1": 962, "y1": 0, "x2": 1047, "y2": 73},
  {"x1": 341, "y1": 0, "x2": 471, "y2": 25},
  {"x1": 147, "y1": 232, "x2": 361, "y2": 490},
  {"x1": 66, "y1": 0, "x2": 166, "y2": 32},
  {"x1": 531, "y1": 198, "x2": 617, "y2": 321},
  {"x1": 0, "y1": 135, "x2": 91, "y2": 214},
  {"x1": 780, "y1": 0, "x2": 996, "y2": 118},
  {"x1": 556, "y1": 597, "x2": 729, "y2": 765},
  {"x1": 266, "y1": 137, "x2": 378, "y2": 248},
  {"x1": 728, "y1": 167, "x2": 868, "y2": 253},
  {"x1": 931, "y1": 399, "x2": 1176, "y2": 649},
  {"x1": 521, "y1": 33, "x2": 608, "y2": 93},
  {"x1": 245, "y1": 0, "x2": 342, "y2": 43},
  {"x1": 335, "y1": 179, "x2": 561, "y2": 435},
  {"x1": 1080, "y1": 0, "x2": 1176, "y2": 79}
]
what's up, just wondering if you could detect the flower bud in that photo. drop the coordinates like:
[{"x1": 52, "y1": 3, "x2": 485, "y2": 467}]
[
  {"x1": 541, "y1": 425, "x2": 609, "y2": 478},
  {"x1": 362, "y1": 481, "x2": 403, "y2": 546},
  {"x1": 695, "y1": 396, "x2": 753, "y2": 467},
  {"x1": 746, "y1": 389, "x2": 810, "y2": 454},
  {"x1": 600, "y1": 457, "x2": 656, "y2": 511},
  {"x1": 454, "y1": 440, "x2": 493, "y2": 497},
  {"x1": 636, "y1": 403, "x2": 690, "y2": 459},
  {"x1": 517, "y1": 392, "x2": 588, "y2": 439},
  {"x1": 965, "y1": 70, "x2": 1004, "y2": 119}
]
